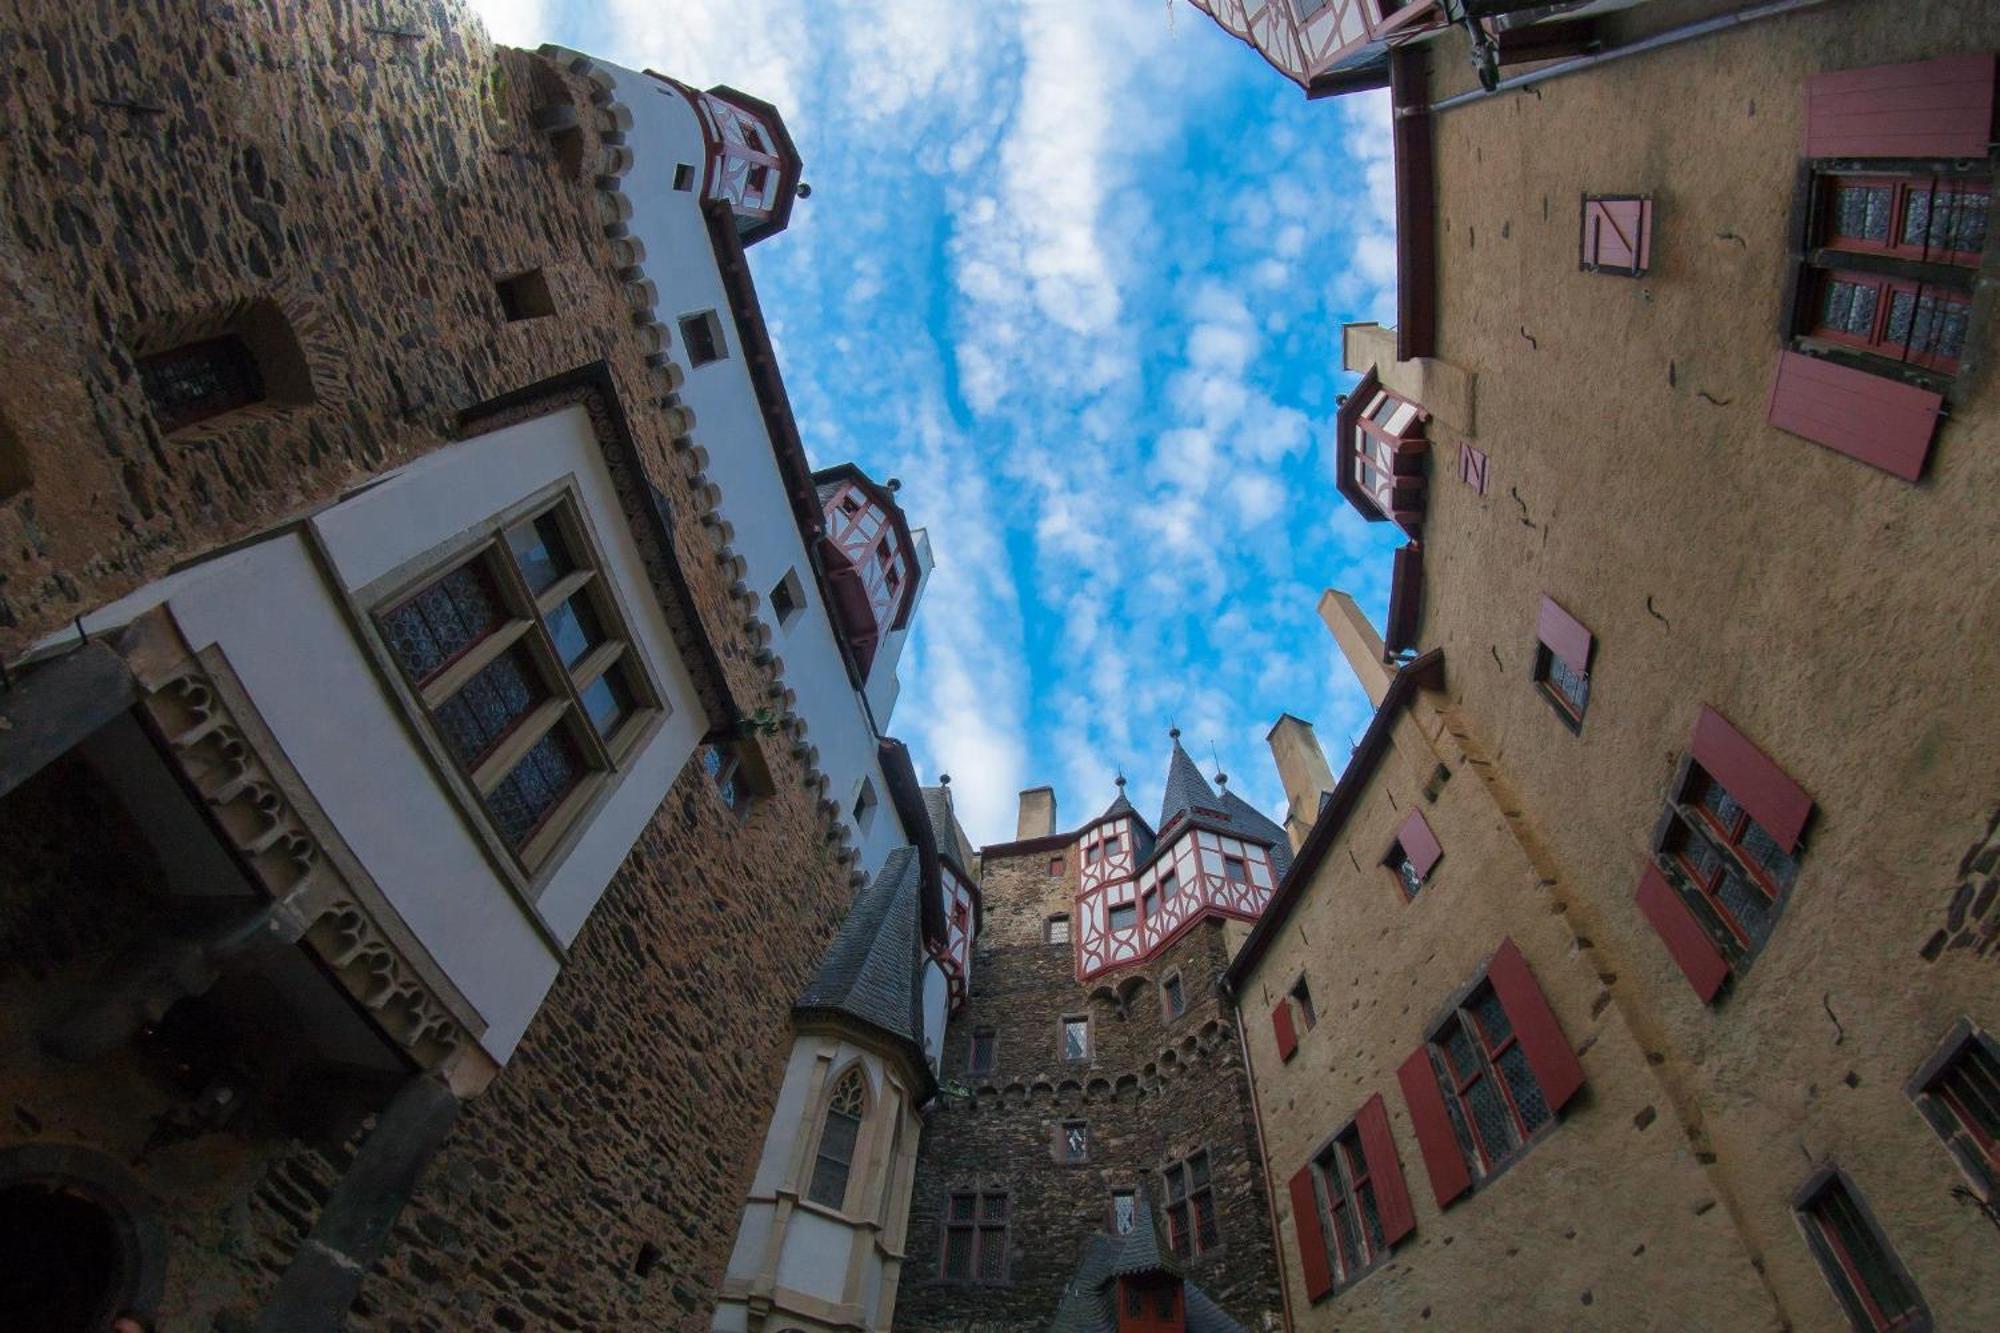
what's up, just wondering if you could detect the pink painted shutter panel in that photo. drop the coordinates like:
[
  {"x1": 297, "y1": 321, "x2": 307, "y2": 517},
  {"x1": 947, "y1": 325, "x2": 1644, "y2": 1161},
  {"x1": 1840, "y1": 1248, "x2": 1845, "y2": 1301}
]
[
  {"x1": 1689, "y1": 705, "x2": 1814, "y2": 854},
  {"x1": 1636, "y1": 862, "x2": 1731, "y2": 1003},
  {"x1": 1581, "y1": 198, "x2": 1650, "y2": 274},
  {"x1": 1289, "y1": 1165, "x2": 1335, "y2": 1303},
  {"x1": 1396, "y1": 809, "x2": 1442, "y2": 879},
  {"x1": 1766, "y1": 350, "x2": 1943, "y2": 482},
  {"x1": 1396, "y1": 1046, "x2": 1472, "y2": 1208},
  {"x1": 1486, "y1": 937, "x2": 1585, "y2": 1114},
  {"x1": 1804, "y1": 54, "x2": 1997, "y2": 159},
  {"x1": 1273, "y1": 999, "x2": 1299, "y2": 1063},
  {"x1": 1355, "y1": 1093, "x2": 1416, "y2": 1246},
  {"x1": 1536, "y1": 596, "x2": 1592, "y2": 675}
]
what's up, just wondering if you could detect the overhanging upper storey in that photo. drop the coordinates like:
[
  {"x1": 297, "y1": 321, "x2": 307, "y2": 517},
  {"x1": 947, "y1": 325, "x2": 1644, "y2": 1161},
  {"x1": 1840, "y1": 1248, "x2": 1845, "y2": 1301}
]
[
  {"x1": 1336, "y1": 367, "x2": 1429, "y2": 539},
  {"x1": 652, "y1": 79, "x2": 803, "y2": 246},
  {"x1": 814, "y1": 465, "x2": 919, "y2": 683},
  {"x1": 1187, "y1": 0, "x2": 1448, "y2": 98}
]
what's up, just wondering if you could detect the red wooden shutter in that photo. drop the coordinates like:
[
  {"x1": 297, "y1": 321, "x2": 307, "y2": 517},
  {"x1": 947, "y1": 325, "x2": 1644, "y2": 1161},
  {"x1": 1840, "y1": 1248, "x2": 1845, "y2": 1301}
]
[
  {"x1": 1688, "y1": 705, "x2": 1814, "y2": 853},
  {"x1": 1288, "y1": 1164, "x2": 1334, "y2": 1302},
  {"x1": 1766, "y1": 350, "x2": 1943, "y2": 482},
  {"x1": 1273, "y1": 998, "x2": 1299, "y2": 1062},
  {"x1": 1395, "y1": 809, "x2": 1442, "y2": 879},
  {"x1": 1396, "y1": 1046, "x2": 1472, "y2": 1208},
  {"x1": 1804, "y1": 53, "x2": 1997, "y2": 159},
  {"x1": 1579, "y1": 196, "x2": 1652, "y2": 276},
  {"x1": 1486, "y1": 937, "x2": 1585, "y2": 1114},
  {"x1": 1636, "y1": 862, "x2": 1731, "y2": 1003},
  {"x1": 1535, "y1": 595, "x2": 1592, "y2": 675},
  {"x1": 1354, "y1": 1093, "x2": 1415, "y2": 1246}
]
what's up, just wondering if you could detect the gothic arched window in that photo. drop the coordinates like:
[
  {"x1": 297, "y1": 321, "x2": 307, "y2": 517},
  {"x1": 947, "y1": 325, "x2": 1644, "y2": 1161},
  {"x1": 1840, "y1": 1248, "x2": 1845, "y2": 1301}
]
[{"x1": 806, "y1": 1067, "x2": 867, "y2": 1210}]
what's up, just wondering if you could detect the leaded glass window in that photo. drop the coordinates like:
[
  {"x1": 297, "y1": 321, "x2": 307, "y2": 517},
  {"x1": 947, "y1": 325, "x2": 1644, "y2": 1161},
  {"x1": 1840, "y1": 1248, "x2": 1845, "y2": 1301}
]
[
  {"x1": 1660, "y1": 764, "x2": 1798, "y2": 966},
  {"x1": 1063, "y1": 1016, "x2": 1090, "y2": 1062},
  {"x1": 1111, "y1": 1189, "x2": 1138, "y2": 1235},
  {"x1": 1797, "y1": 1171, "x2": 1927, "y2": 1332},
  {"x1": 1428, "y1": 986, "x2": 1549, "y2": 1180},
  {"x1": 1163, "y1": 973, "x2": 1185, "y2": 1020},
  {"x1": 1314, "y1": 1126, "x2": 1387, "y2": 1290},
  {"x1": 375, "y1": 494, "x2": 660, "y2": 869},
  {"x1": 1162, "y1": 1150, "x2": 1219, "y2": 1258},
  {"x1": 806, "y1": 1068, "x2": 865, "y2": 1210},
  {"x1": 942, "y1": 1190, "x2": 1007, "y2": 1282}
]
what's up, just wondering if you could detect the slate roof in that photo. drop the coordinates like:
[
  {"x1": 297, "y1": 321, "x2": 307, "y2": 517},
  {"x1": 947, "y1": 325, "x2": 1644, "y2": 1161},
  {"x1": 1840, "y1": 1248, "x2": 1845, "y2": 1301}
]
[
  {"x1": 1048, "y1": 1215, "x2": 1246, "y2": 1333},
  {"x1": 794, "y1": 845, "x2": 923, "y2": 1050},
  {"x1": 922, "y1": 784, "x2": 977, "y2": 877},
  {"x1": 1158, "y1": 738, "x2": 1221, "y2": 831},
  {"x1": 1222, "y1": 787, "x2": 1293, "y2": 878}
]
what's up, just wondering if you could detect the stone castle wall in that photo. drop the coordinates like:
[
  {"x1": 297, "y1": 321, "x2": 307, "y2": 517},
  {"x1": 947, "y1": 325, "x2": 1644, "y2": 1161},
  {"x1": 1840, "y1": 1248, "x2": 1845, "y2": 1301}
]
[
  {"x1": 899, "y1": 845, "x2": 1283, "y2": 1330},
  {"x1": 0, "y1": 2, "x2": 861, "y2": 1329}
]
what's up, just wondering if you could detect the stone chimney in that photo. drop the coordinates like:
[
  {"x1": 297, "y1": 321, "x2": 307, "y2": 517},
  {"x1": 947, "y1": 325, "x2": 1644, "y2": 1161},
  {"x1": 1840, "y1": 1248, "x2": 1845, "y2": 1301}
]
[
  {"x1": 1266, "y1": 714, "x2": 1337, "y2": 853},
  {"x1": 1015, "y1": 786, "x2": 1057, "y2": 840},
  {"x1": 1319, "y1": 589, "x2": 1392, "y2": 707}
]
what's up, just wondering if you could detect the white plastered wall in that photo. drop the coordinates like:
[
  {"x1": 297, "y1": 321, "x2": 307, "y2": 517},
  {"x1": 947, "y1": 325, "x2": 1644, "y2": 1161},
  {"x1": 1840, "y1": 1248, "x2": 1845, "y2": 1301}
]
[{"x1": 42, "y1": 406, "x2": 705, "y2": 1060}]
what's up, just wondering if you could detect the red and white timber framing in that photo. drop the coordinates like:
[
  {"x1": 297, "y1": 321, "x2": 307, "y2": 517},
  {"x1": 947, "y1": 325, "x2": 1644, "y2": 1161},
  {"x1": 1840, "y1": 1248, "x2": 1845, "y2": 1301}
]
[{"x1": 1073, "y1": 813, "x2": 1276, "y2": 982}]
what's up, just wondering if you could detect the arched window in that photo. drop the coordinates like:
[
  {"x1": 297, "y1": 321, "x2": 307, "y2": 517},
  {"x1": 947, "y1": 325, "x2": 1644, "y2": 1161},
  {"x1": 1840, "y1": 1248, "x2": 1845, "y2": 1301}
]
[{"x1": 807, "y1": 1067, "x2": 866, "y2": 1210}]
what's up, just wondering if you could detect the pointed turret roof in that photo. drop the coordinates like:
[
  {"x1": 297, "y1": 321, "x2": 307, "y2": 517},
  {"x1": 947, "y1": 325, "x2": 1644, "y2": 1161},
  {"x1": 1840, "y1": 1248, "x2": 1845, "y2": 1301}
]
[
  {"x1": 921, "y1": 781, "x2": 977, "y2": 878},
  {"x1": 1048, "y1": 1188, "x2": 1247, "y2": 1332},
  {"x1": 1159, "y1": 730, "x2": 1220, "y2": 831},
  {"x1": 1096, "y1": 773, "x2": 1139, "y2": 824},
  {"x1": 795, "y1": 846, "x2": 924, "y2": 1053}
]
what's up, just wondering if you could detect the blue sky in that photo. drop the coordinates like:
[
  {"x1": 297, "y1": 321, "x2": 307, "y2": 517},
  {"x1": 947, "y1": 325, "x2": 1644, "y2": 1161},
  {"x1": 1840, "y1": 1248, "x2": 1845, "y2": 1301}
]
[{"x1": 473, "y1": 0, "x2": 1404, "y2": 846}]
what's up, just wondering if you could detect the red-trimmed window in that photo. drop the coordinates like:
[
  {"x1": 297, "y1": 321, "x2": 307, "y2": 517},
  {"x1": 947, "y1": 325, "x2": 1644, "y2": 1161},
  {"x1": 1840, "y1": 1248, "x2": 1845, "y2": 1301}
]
[
  {"x1": 1305, "y1": 1096, "x2": 1416, "y2": 1297},
  {"x1": 1794, "y1": 1168, "x2": 1928, "y2": 1332},
  {"x1": 1163, "y1": 1150, "x2": 1219, "y2": 1258},
  {"x1": 1809, "y1": 269, "x2": 1970, "y2": 374},
  {"x1": 1109, "y1": 901, "x2": 1138, "y2": 932},
  {"x1": 968, "y1": 1027, "x2": 997, "y2": 1076},
  {"x1": 941, "y1": 1189, "x2": 1009, "y2": 1283},
  {"x1": 1222, "y1": 854, "x2": 1248, "y2": 884},
  {"x1": 1643, "y1": 707, "x2": 1813, "y2": 994},
  {"x1": 1532, "y1": 596, "x2": 1593, "y2": 729},
  {"x1": 1397, "y1": 939, "x2": 1584, "y2": 1206},
  {"x1": 1048, "y1": 856, "x2": 1064, "y2": 876},
  {"x1": 1820, "y1": 174, "x2": 1989, "y2": 268},
  {"x1": 1384, "y1": 809, "x2": 1442, "y2": 899},
  {"x1": 1907, "y1": 1019, "x2": 1999, "y2": 1200}
]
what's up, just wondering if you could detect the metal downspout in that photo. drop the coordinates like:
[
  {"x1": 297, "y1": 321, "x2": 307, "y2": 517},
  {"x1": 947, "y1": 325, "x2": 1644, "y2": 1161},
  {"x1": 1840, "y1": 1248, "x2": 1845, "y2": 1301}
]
[
  {"x1": 1225, "y1": 978, "x2": 1298, "y2": 1332},
  {"x1": 1412, "y1": 0, "x2": 1835, "y2": 116}
]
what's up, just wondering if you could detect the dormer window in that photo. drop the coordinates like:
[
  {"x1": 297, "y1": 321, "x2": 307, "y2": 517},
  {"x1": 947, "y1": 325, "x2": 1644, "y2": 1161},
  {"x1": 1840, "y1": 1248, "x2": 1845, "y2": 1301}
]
[{"x1": 1335, "y1": 368, "x2": 1429, "y2": 538}]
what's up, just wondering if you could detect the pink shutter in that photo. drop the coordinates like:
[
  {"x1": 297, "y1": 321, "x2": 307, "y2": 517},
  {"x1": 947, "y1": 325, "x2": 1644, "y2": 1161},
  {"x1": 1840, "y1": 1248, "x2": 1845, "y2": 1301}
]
[
  {"x1": 1486, "y1": 938, "x2": 1585, "y2": 1114},
  {"x1": 1535, "y1": 595, "x2": 1592, "y2": 675},
  {"x1": 1580, "y1": 197, "x2": 1651, "y2": 275},
  {"x1": 1766, "y1": 350, "x2": 1943, "y2": 482},
  {"x1": 1636, "y1": 862, "x2": 1731, "y2": 1003},
  {"x1": 1689, "y1": 705, "x2": 1814, "y2": 854},
  {"x1": 1355, "y1": 1093, "x2": 1415, "y2": 1246},
  {"x1": 1289, "y1": 1164, "x2": 1334, "y2": 1303},
  {"x1": 1396, "y1": 809, "x2": 1442, "y2": 879},
  {"x1": 1804, "y1": 54, "x2": 1997, "y2": 159},
  {"x1": 1396, "y1": 1046, "x2": 1472, "y2": 1208},
  {"x1": 1273, "y1": 999, "x2": 1299, "y2": 1063}
]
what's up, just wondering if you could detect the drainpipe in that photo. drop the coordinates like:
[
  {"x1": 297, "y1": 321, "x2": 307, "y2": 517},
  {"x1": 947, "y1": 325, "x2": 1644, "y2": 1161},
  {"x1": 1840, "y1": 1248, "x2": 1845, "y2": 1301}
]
[
  {"x1": 1223, "y1": 977, "x2": 1296, "y2": 1333},
  {"x1": 1411, "y1": 0, "x2": 1834, "y2": 116}
]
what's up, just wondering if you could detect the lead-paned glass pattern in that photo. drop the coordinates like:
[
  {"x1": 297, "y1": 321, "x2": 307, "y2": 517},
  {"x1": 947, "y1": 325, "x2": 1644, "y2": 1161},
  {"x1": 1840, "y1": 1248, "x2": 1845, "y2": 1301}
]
[
  {"x1": 969, "y1": 1028, "x2": 997, "y2": 1076},
  {"x1": 1429, "y1": 983, "x2": 1550, "y2": 1182},
  {"x1": 1538, "y1": 646, "x2": 1590, "y2": 721},
  {"x1": 1915, "y1": 1027, "x2": 2000, "y2": 1194},
  {"x1": 1390, "y1": 844, "x2": 1425, "y2": 898},
  {"x1": 806, "y1": 1068, "x2": 865, "y2": 1210},
  {"x1": 1315, "y1": 1123, "x2": 1388, "y2": 1289},
  {"x1": 1832, "y1": 183, "x2": 1893, "y2": 241},
  {"x1": 1063, "y1": 1121, "x2": 1089, "y2": 1163},
  {"x1": 1163, "y1": 1150, "x2": 1219, "y2": 1257},
  {"x1": 377, "y1": 496, "x2": 657, "y2": 867},
  {"x1": 1047, "y1": 914, "x2": 1071, "y2": 944},
  {"x1": 1063, "y1": 1016, "x2": 1090, "y2": 1062},
  {"x1": 943, "y1": 1190, "x2": 1008, "y2": 1283},
  {"x1": 1112, "y1": 1189, "x2": 1138, "y2": 1235},
  {"x1": 1660, "y1": 763, "x2": 1800, "y2": 968},
  {"x1": 1798, "y1": 1172, "x2": 1926, "y2": 1332},
  {"x1": 1819, "y1": 278, "x2": 1879, "y2": 337},
  {"x1": 1164, "y1": 973, "x2": 1186, "y2": 1020}
]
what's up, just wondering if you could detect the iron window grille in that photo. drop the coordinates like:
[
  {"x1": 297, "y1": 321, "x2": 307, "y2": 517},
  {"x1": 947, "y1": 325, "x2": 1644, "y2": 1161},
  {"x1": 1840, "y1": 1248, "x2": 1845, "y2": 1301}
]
[
  {"x1": 941, "y1": 1190, "x2": 1009, "y2": 1283},
  {"x1": 1427, "y1": 983, "x2": 1553, "y2": 1182},
  {"x1": 1312, "y1": 1124, "x2": 1389, "y2": 1293},
  {"x1": 1793, "y1": 1166, "x2": 1930, "y2": 1332},
  {"x1": 1163, "y1": 1150, "x2": 1220, "y2": 1258},
  {"x1": 138, "y1": 334, "x2": 265, "y2": 433},
  {"x1": 374, "y1": 492, "x2": 661, "y2": 871},
  {"x1": 1047, "y1": 914, "x2": 1071, "y2": 945}
]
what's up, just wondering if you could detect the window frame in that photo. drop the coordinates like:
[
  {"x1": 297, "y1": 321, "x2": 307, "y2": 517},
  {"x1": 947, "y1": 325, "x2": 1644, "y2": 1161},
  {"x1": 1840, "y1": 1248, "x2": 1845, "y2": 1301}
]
[
  {"x1": 1806, "y1": 267, "x2": 1969, "y2": 374},
  {"x1": 1061, "y1": 1014, "x2": 1092, "y2": 1063},
  {"x1": 678, "y1": 309, "x2": 728, "y2": 367},
  {"x1": 1651, "y1": 756, "x2": 1801, "y2": 973},
  {"x1": 968, "y1": 1027, "x2": 998, "y2": 1077},
  {"x1": 1046, "y1": 913, "x2": 1071, "y2": 945},
  {"x1": 1905, "y1": 1018, "x2": 1999, "y2": 1201},
  {"x1": 1310, "y1": 1120, "x2": 1392, "y2": 1295},
  {"x1": 1424, "y1": 981, "x2": 1555, "y2": 1186},
  {"x1": 1383, "y1": 839, "x2": 1427, "y2": 900},
  {"x1": 1162, "y1": 1148, "x2": 1221, "y2": 1259},
  {"x1": 363, "y1": 482, "x2": 667, "y2": 885},
  {"x1": 1162, "y1": 971, "x2": 1187, "y2": 1022},
  {"x1": 1110, "y1": 1187, "x2": 1139, "y2": 1236},
  {"x1": 1792, "y1": 1165, "x2": 1931, "y2": 1333},
  {"x1": 1058, "y1": 1118, "x2": 1090, "y2": 1165},
  {"x1": 803, "y1": 1064, "x2": 869, "y2": 1214},
  {"x1": 1816, "y1": 171, "x2": 1989, "y2": 269},
  {"x1": 1290, "y1": 976, "x2": 1317, "y2": 1032},
  {"x1": 940, "y1": 1188, "x2": 1010, "y2": 1285}
]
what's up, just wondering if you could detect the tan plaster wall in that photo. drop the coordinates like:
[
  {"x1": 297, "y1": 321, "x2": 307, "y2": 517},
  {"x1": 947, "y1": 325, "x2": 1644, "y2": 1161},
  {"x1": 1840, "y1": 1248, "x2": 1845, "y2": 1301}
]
[
  {"x1": 1323, "y1": 3, "x2": 2000, "y2": 1328},
  {"x1": 1238, "y1": 695, "x2": 1778, "y2": 1329}
]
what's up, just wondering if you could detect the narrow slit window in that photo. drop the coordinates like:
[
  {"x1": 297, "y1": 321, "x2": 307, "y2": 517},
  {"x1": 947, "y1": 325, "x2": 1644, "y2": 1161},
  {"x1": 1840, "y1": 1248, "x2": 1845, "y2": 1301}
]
[
  {"x1": 1795, "y1": 1168, "x2": 1928, "y2": 1332},
  {"x1": 1908, "y1": 1020, "x2": 1999, "y2": 1198},
  {"x1": 1060, "y1": 1120, "x2": 1089, "y2": 1164},
  {"x1": 1111, "y1": 1188, "x2": 1138, "y2": 1235},
  {"x1": 853, "y1": 778, "x2": 878, "y2": 834},
  {"x1": 1163, "y1": 973, "x2": 1186, "y2": 1020},
  {"x1": 1291, "y1": 977, "x2": 1317, "y2": 1031},
  {"x1": 1062, "y1": 1015, "x2": 1090, "y2": 1062},
  {"x1": 806, "y1": 1067, "x2": 865, "y2": 1211},
  {"x1": 968, "y1": 1027, "x2": 997, "y2": 1076}
]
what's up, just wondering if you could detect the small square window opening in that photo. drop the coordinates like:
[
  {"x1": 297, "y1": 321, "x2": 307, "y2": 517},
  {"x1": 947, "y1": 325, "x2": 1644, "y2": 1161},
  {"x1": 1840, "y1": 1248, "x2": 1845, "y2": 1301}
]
[
  {"x1": 672, "y1": 162, "x2": 695, "y2": 191},
  {"x1": 679, "y1": 310, "x2": 727, "y2": 367},
  {"x1": 768, "y1": 568, "x2": 805, "y2": 630},
  {"x1": 495, "y1": 268, "x2": 556, "y2": 322}
]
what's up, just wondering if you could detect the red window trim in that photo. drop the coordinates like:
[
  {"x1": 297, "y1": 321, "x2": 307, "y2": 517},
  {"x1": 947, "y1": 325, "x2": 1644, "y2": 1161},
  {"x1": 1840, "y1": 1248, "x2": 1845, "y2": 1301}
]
[
  {"x1": 1792, "y1": 1167, "x2": 1930, "y2": 1332},
  {"x1": 1818, "y1": 173, "x2": 1990, "y2": 269},
  {"x1": 1274, "y1": 997, "x2": 1299, "y2": 1063},
  {"x1": 1905, "y1": 1018, "x2": 2000, "y2": 1198},
  {"x1": 1636, "y1": 862, "x2": 1731, "y2": 1003},
  {"x1": 1807, "y1": 267, "x2": 1969, "y2": 373},
  {"x1": 1687, "y1": 706, "x2": 1813, "y2": 856}
]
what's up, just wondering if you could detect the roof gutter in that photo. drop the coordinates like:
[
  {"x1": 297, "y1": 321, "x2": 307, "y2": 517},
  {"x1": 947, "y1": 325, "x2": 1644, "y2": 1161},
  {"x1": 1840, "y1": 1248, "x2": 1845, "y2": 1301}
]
[
  {"x1": 1412, "y1": 0, "x2": 1831, "y2": 117},
  {"x1": 1221, "y1": 649, "x2": 1445, "y2": 994}
]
